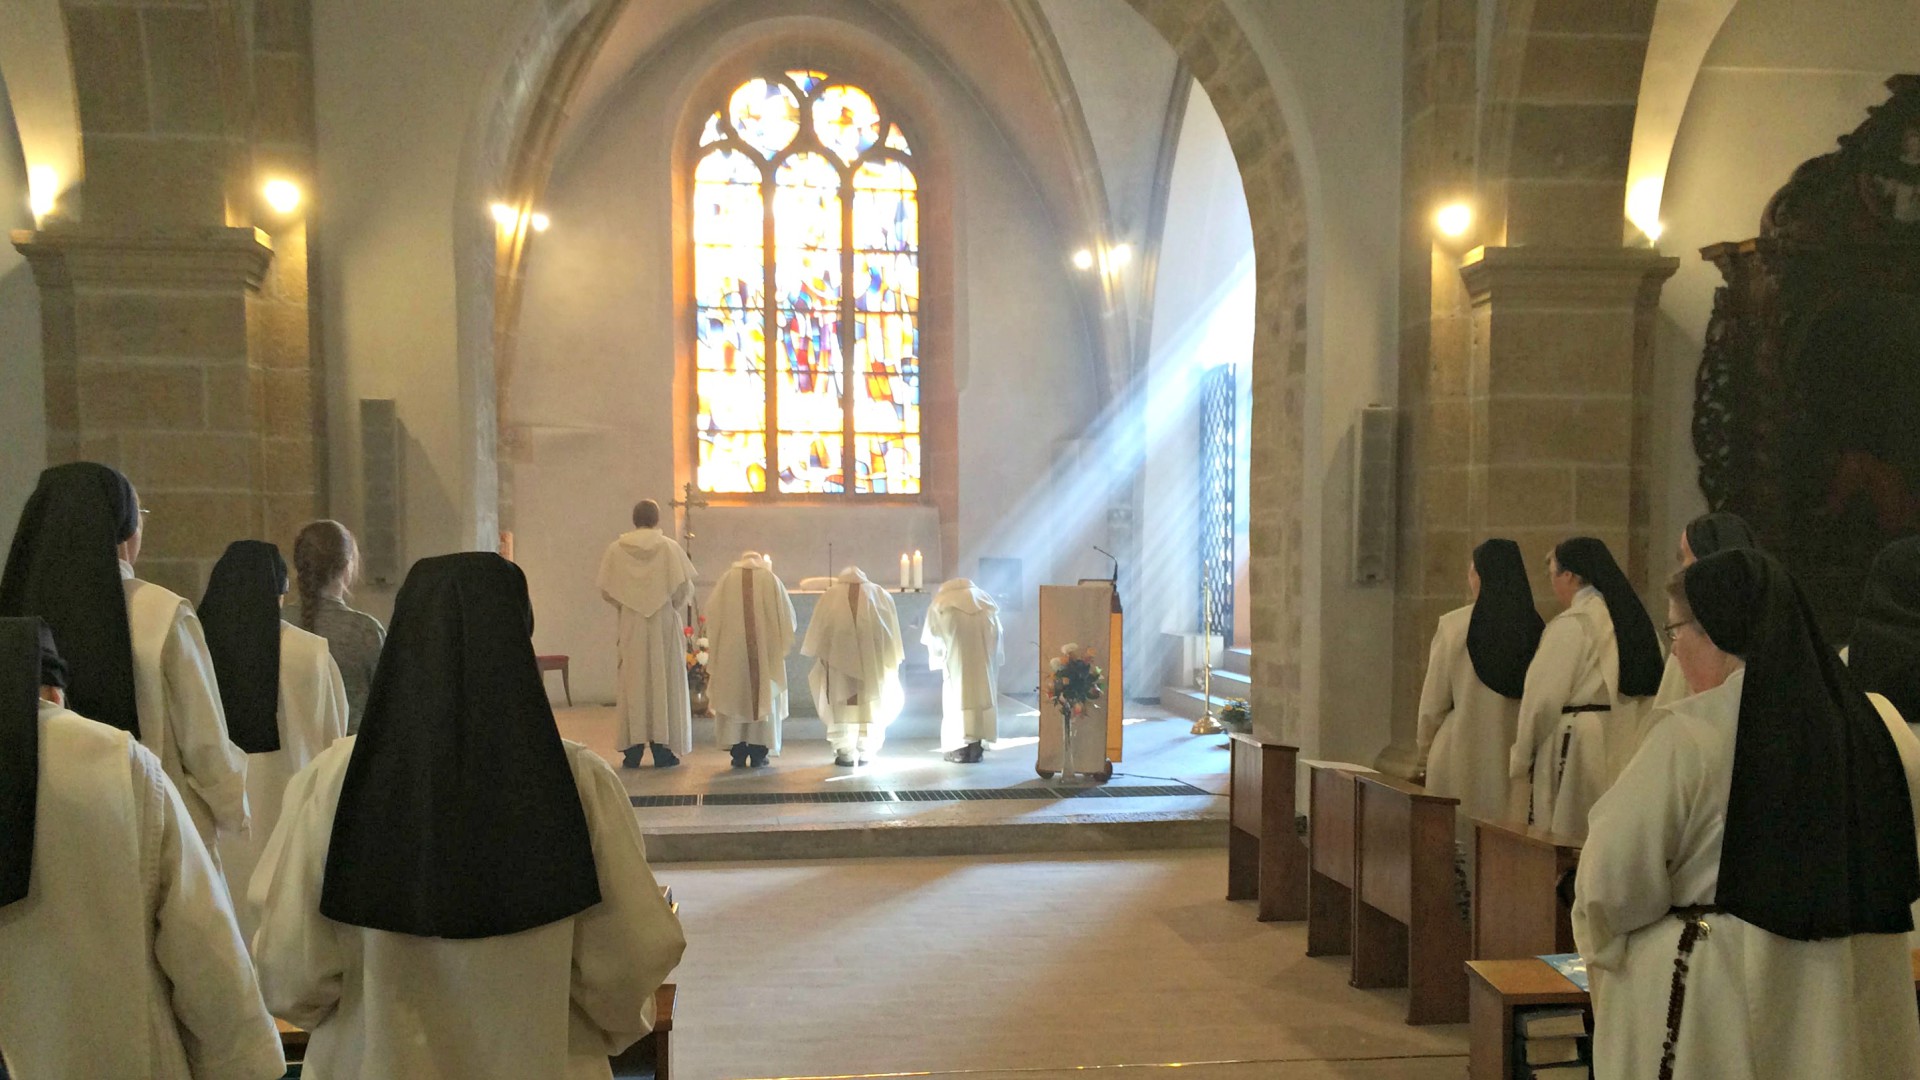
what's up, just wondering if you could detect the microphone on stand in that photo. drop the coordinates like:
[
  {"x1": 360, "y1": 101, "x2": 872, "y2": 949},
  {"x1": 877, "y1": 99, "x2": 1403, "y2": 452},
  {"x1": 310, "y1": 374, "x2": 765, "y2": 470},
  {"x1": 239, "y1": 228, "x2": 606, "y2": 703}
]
[{"x1": 1093, "y1": 546, "x2": 1118, "y2": 585}]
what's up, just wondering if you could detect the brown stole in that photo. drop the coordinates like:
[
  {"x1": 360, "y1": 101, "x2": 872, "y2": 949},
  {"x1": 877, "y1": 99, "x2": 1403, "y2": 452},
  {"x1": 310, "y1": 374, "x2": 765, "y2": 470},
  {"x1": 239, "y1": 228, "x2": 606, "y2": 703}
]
[{"x1": 742, "y1": 570, "x2": 761, "y2": 721}]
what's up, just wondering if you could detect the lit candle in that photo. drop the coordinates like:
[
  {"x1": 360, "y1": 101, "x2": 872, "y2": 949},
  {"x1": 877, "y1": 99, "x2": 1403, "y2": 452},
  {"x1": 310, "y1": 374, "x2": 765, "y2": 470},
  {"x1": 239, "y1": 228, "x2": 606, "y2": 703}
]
[
  {"x1": 900, "y1": 553, "x2": 912, "y2": 590},
  {"x1": 911, "y1": 550, "x2": 924, "y2": 590}
]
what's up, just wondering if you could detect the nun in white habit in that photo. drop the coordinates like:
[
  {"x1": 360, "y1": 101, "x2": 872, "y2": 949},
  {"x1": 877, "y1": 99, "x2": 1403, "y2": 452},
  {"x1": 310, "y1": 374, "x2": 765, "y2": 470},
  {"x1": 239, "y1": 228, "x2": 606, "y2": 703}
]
[
  {"x1": 1574, "y1": 549, "x2": 1920, "y2": 1080},
  {"x1": 0, "y1": 463, "x2": 251, "y2": 862},
  {"x1": 251, "y1": 553, "x2": 685, "y2": 1080},
  {"x1": 0, "y1": 618, "x2": 285, "y2": 1079},
  {"x1": 705, "y1": 552, "x2": 796, "y2": 768},
  {"x1": 1652, "y1": 511, "x2": 1758, "y2": 707},
  {"x1": 200, "y1": 540, "x2": 348, "y2": 942},
  {"x1": 1415, "y1": 539, "x2": 1542, "y2": 843},
  {"x1": 1511, "y1": 537, "x2": 1662, "y2": 840},
  {"x1": 802, "y1": 567, "x2": 905, "y2": 767},
  {"x1": 922, "y1": 577, "x2": 1004, "y2": 763}
]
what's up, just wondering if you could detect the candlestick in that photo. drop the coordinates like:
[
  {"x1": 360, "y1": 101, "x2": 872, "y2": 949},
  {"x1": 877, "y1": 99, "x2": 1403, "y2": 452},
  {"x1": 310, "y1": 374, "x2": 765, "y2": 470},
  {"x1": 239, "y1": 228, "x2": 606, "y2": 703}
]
[
  {"x1": 899, "y1": 553, "x2": 911, "y2": 590},
  {"x1": 911, "y1": 550, "x2": 924, "y2": 590}
]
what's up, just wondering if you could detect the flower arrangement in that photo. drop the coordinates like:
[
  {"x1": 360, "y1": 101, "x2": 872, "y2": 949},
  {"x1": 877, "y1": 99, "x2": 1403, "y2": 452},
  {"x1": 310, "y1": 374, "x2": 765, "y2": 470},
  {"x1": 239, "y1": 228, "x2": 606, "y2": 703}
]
[
  {"x1": 1046, "y1": 642, "x2": 1105, "y2": 723},
  {"x1": 1218, "y1": 698, "x2": 1251, "y2": 733},
  {"x1": 684, "y1": 616, "x2": 710, "y2": 694}
]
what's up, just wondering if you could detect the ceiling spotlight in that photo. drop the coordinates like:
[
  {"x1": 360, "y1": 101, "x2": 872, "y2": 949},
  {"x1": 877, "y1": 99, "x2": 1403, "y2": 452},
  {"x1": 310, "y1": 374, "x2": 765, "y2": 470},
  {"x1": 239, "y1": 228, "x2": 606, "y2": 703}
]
[
  {"x1": 1626, "y1": 177, "x2": 1665, "y2": 243},
  {"x1": 262, "y1": 178, "x2": 302, "y2": 215},
  {"x1": 26, "y1": 165, "x2": 57, "y2": 220},
  {"x1": 1107, "y1": 243, "x2": 1133, "y2": 269},
  {"x1": 529, "y1": 211, "x2": 551, "y2": 233},
  {"x1": 1071, "y1": 248, "x2": 1095, "y2": 271},
  {"x1": 1434, "y1": 202, "x2": 1473, "y2": 239},
  {"x1": 490, "y1": 202, "x2": 519, "y2": 227}
]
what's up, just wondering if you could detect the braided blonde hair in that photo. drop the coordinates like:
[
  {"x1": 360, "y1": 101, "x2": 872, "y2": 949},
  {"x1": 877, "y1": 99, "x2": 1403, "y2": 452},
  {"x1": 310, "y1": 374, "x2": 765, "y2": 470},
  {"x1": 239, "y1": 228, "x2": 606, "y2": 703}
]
[{"x1": 292, "y1": 520, "x2": 357, "y2": 629}]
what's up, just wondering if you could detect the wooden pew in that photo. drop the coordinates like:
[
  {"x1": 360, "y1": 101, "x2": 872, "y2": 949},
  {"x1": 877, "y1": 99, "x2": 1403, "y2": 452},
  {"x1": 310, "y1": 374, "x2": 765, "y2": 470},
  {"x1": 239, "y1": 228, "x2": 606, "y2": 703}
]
[
  {"x1": 1304, "y1": 761, "x2": 1374, "y2": 957},
  {"x1": 1469, "y1": 953, "x2": 1920, "y2": 1079},
  {"x1": 1227, "y1": 734, "x2": 1308, "y2": 921},
  {"x1": 1472, "y1": 818, "x2": 1580, "y2": 960},
  {"x1": 279, "y1": 983, "x2": 675, "y2": 1078},
  {"x1": 1351, "y1": 773, "x2": 1468, "y2": 1024}
]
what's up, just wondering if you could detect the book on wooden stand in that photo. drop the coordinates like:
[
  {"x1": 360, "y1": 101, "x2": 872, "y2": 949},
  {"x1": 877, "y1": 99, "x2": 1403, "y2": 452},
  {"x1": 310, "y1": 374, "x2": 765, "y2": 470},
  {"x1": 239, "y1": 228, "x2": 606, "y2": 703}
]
[{"x1": 1511, "y1": 1002, "x2": 1590, "y2": 1079}]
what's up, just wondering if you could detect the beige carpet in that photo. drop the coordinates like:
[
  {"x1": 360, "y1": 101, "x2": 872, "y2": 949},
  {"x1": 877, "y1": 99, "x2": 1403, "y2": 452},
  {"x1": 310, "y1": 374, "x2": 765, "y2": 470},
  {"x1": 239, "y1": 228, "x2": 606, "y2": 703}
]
[{"x1": 653, "y1": 850, "x2": 1467, "y2": 1080}]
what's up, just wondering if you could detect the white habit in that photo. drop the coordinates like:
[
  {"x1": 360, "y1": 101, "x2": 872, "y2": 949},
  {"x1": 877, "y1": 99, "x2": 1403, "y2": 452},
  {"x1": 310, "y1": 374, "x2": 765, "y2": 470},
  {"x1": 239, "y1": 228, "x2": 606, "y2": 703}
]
[
  {"x1": 1866, "y1": 692, "x2": 1920, "y2": 949},
  {"x1": 123, "y1": 560, "x2": 252, "y2": 862},
  {"x1": 802, "y1": 568, "x2": 905, "y2": 760},
  {"x1": 1415, "y1": 605, "x2": 1524, "y2": 838},
  {"x1": 922, "y1": 578, "x2": 1003, "y2": 749},
  {"x1": 251, "y1": 736, "x2": 687, "y2": 1080},
  {"x1": 1573, "y1": 669, "x2": 1920, "y2": 1079},
  {"x1": 218, "y1": 623, "x2": 349, "y2": 943},
  {"x1": 0, "y1": 702, "x2": 285, "y2": 1079},
  {"x1": 596, "y1": 528, "x2": 697, "y2": 754},
  {"x1": 706, "y1": 554, "x2": 796, "y2": 752},
  {"x1": 1511, "y1": 586, "x2": 1646, "y2": 839}
]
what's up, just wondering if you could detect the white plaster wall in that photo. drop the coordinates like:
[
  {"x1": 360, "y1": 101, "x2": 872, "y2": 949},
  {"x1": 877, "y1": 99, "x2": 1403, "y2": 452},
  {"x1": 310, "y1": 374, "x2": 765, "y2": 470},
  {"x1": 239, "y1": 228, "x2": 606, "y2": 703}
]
[
  {"x1": 1228, "y1": 0, "x2": 1404, "y2": 763},
  {"x1": 1648, "y1": 0, "x2": 1920, "y2": 570},
  {"x1": 0, "y1": 73, "x2": 44, "y2": 554},
  {"x1": 1140, "y1": 83, "x2": 1253, "y2": 691},
  {"x1": 507, "y1": 24, "x2": 1098, "y2": 704}
]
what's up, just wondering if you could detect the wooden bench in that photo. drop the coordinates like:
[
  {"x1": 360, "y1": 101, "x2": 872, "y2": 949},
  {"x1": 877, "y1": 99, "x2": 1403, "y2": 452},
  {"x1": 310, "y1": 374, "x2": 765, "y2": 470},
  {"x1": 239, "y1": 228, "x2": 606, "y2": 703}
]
[
  {"x1": 1304, "y1": 761, "x2": 1374, "y2": 957},
  {"x1": 277, "y1": 983, "x2": 674, "y2": 1078},
  {"x1": 1227, "y1": 734, "x2": 1307, "y2": 921},
  {"x1": 1473, "y1": 818, "x2": 1580, "y2": 960},
  {"x1": 1352, "y1": 773, "x2": 1467, "y2": 1024}
]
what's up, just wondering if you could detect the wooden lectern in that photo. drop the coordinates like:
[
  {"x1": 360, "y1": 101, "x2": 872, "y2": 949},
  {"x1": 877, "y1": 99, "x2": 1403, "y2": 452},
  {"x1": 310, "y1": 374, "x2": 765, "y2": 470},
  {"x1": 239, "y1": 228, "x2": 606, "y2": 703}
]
[{"x1": 1036, "y1": 581, "x2": 1124, "y2": 779}]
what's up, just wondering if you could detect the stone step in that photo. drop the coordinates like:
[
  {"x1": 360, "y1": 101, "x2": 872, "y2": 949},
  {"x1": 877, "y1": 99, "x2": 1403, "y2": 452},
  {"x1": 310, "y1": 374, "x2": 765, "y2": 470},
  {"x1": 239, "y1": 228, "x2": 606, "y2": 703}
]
[
  {"x1": 1160, "y1": 685, "x2": 1238, "y2": 722},
  {"x1": 1209, "y1": 668, "x2": 1251, "y2": 696},
  {"x1": 1219, "y1": 646, "x2": 1252, "y2": 677}
]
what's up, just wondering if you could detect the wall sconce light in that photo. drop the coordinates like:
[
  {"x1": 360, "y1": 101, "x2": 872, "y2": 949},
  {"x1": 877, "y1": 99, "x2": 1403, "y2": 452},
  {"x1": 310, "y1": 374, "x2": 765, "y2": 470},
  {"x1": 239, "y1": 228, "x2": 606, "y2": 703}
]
[
  {"x1": 1626, "y1": 177, "x2": 1664, "y2": 243},
  {"x1": 1434, "y1": 202, "x2": 1473, "y2": 239},
  {"x1": 262, "y1": 178, "x2": 303, "y2": 216},
  {"x1": 529, "y1": 211, "x2": 551, "y2": 233},
  {"x1": 27, "y1": 165, "x2": 57, "y2": 221},
  {"x1": 1106, "y1": 243, "x2": 1133, "y2": 269},
  {"x1": 490, "y1": 202, "x2": 519, "y2": 227},
  {"x1": 1071, "y1": 248, "x2": 1095, "y2": 271}
]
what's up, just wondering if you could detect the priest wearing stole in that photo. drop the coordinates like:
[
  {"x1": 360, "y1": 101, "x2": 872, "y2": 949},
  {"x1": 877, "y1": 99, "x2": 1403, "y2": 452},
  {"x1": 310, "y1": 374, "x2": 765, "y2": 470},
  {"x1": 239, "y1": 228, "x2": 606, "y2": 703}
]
[
  {"x1": 802, "y1": 566, "x2": 905, "y2": 767},
  {"x1": 0, "y1": 463, "x2": 250, "y2": 863},
  {"x1": 1415, "y1": 540, "x2": 1542, "y2": 849},
  {"x1": 0, "y1": 618, "x2": 286, "y2": 1079},
  {"x1": 1574, "y1": 549, "x2": 1920, "y2": 1080},
  {"x1": 1511, "y1": 537, "x2": 1661, "y2": 840},
  {"x1": 706, "y1": 552, "x2": 796, "y2": 768},
  {"x1": 922, "y1": 577, "x2": 1004, "y2": 764},
  {"x1": 251, "y1": 554, "x2": 686, "y2": 1080},
  {"x1": 1653, "y1": 511, "x2": 1758, "y2": 707},
  {"x1": 596, "y1": 500, "x2": 698, "y2": 769},
  {"x1": 199, "y1": 541, "x2": 349, "y2": 942}
]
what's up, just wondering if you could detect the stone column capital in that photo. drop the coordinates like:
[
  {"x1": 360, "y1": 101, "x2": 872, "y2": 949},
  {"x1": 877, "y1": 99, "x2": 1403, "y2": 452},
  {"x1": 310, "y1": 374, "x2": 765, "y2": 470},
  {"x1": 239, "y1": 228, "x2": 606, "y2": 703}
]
[
  {"x1": 10, "y1": 227, "x2": 274, "y2": 292},
  {"x1": 1458, "y1": 245, "x2": 1679, "y2": 309}
]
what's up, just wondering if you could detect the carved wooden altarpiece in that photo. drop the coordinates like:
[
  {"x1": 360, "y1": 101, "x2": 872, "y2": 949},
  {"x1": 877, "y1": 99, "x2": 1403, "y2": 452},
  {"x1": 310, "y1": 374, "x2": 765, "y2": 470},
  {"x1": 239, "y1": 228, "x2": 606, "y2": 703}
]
[{"x1": 1695, "y1": 75, "x2": 1920, "y2": 636}]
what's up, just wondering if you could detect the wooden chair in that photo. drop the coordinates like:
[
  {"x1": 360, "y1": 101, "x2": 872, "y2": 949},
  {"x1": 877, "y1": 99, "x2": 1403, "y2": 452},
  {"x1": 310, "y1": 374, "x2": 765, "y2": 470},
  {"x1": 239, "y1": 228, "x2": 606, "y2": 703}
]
[
  {"x1": 1351, "y1": 773, "x2": 1467, "y2": 1024},
  {"x1": 1228, "y1": 734, "x2": 1308, "y2": 921},
  {"x1": 536, "y1": 654, "x2": 573, "y2": 706},
  {"x1": 1472, "y1": 818, "x2": 1580, "y2": 960}
]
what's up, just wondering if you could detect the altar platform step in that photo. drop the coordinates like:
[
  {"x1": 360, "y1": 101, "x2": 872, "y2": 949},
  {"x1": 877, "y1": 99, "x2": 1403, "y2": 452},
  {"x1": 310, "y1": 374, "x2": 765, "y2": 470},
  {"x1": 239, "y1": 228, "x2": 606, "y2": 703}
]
[
  {"x1": 1160, "y1": 684, "x2": 1241, "y2": 722},
  {"x1": 1221, "y1": 646, "x2": 1252, "y2": 676}
]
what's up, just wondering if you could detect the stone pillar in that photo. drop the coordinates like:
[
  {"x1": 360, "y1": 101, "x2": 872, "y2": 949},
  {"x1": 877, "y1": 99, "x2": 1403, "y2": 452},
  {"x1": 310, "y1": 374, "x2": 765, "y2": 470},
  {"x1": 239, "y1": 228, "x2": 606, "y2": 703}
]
[
  {"x1": 1458, "y1": 246, "x2": 1678, "y2": 597},
  {"x1": 13, "y1": 227, "x2": 274, "y2": 598}
]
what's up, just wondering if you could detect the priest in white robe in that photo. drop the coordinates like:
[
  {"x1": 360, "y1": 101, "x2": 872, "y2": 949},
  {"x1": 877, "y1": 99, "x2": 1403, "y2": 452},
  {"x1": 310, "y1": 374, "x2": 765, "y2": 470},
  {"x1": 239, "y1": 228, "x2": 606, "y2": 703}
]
[
  {"x1": 251, "y1": 554, "x2": 686, "y2": 1080},
  {"x1": 0, "y1": 463, "x2": 250, "y2": 863},
  {"x1": 922, "y1": 577, "x2": 1004, "y2": 764},
  {"x1": 596, "y1": 500, "x2": 697, "y2": 768},
  {"x1": 1653, "y1": 511, "x2": 1757, "y2": 706},
  {"x1": 1414, "y1": 540, "x2": 1541, "y2": 850},
  {"x1": 706, "y1": 552, "x2": 795, "y2": 768},
  {"x1": 1511, "y1": 537, "x2": 1662, "y2": 840},
  {"x1": 200, "y1": 541, "x2": 348, "y2": 942},
  {"x1": 802, "y1": 567, "x2": 905, "y2": 767},
  {"x1": 1574, "y1": 548, "x2": 1920, "y2": 1080},
  {"x1": 0, "y1": 618, "x2": 285, "y2": 1080}
]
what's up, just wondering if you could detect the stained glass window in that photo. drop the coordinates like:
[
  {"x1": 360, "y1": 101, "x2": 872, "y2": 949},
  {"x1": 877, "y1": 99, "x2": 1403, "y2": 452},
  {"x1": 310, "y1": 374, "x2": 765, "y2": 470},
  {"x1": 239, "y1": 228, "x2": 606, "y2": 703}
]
[{"x1": 692, "y1": 72, "x2": 921, "y2": 495}]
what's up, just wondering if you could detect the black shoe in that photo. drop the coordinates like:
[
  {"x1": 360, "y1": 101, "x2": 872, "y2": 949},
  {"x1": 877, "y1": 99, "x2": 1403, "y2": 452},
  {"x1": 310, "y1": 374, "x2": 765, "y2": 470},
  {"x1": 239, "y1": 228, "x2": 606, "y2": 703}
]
[
  {"x1": 748, "y1": 744, "x2": 770, "y2": 768},
  {"x1": 651, "y1": 743, "x2": 680, "y2": 768},
  {"x1": 943, "y1": 741, "x2": 984, "y2": 764},
  {"x1": 729, "y1": 742, "x2": 750, "y2": 768},
  {"x1": 621, "y1": 745, "x2": 646, "y2": 770},
  {"x1": 834, "y1": 750, "x2": 856, "y2": 767}
]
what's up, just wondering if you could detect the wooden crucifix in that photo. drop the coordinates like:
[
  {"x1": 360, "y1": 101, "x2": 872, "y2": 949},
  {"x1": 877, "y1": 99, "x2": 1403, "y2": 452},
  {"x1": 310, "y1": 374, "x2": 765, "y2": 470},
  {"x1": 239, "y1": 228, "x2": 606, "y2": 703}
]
[{"x1": 669, "y1": 481, "x2": 710, "y2": 562}]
